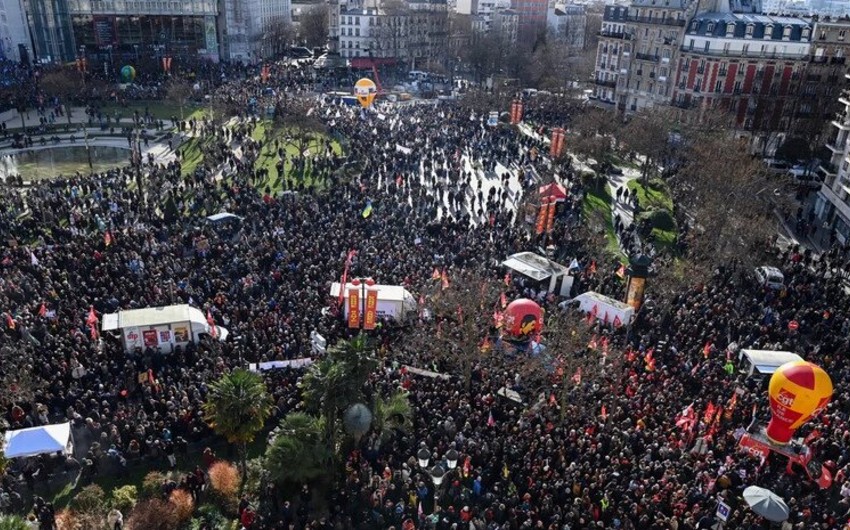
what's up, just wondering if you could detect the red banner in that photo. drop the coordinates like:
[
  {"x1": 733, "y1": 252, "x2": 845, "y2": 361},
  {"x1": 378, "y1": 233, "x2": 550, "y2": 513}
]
[
  {"x1": 550, "y1": 128, "x2": 565, "y2": 158},
  {"x1": 363, "y1": 289, "x2": 378, "y2": 330},
  {"x1": 510, "y1": 100, "x2": 524, "y2": 124},
  {"x1": 348, "y1": 289, "x2": 360, "y2": 329},
  {"x1": 545, "y1": 201, "x2": 556, "y2": 234},
  {"x1": 535, "y1": 200, "x2": 548, "y2": 235}
]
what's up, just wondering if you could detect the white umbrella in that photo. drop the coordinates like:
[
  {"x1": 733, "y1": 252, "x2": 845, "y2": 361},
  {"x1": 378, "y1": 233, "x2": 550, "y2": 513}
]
[{"x1": 743, "y1": 486, "x2": 789, "y2": 522}]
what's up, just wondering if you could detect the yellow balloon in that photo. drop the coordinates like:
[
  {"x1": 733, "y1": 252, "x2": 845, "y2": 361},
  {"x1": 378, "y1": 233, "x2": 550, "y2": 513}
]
[
  {"x1": 766, "y1": 361, "x2": 833, "y2": 444},
  {"x1": 354, "y1": 78, "x2": 377, "y2": 108}
]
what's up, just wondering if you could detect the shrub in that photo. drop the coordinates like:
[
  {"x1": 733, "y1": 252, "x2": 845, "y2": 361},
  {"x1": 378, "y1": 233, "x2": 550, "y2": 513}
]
[
  {"x1": 207, "y1": 461, "x2": 239, "y2": 514},
  {"x1": 111, "y1": 485, "x2": 139, "y2": 513},
  {"x1": 54, "y1": 509, "x2": 78, "y2": 530},
  {"x1": 193, "y1": 504, "x2": 225, "y2": 529},
  {"x1": 125, "y1": 499, "x2": 179, "y2": 530},
  {"x1": 168, "y1": 489, "x2": 195, "y2": 525},
  {"x1": 243, "y1": 458, "x2": 266, "y2": 498},
  {"x1": 70, "y1": 484, "x2": 106, "y2": 514},
  {"x1": 141, "y1": 471, "x2": 168, "y2": 499},
  {"x1": 639, "y1": 208, "x2": 675, "y2": 231}
]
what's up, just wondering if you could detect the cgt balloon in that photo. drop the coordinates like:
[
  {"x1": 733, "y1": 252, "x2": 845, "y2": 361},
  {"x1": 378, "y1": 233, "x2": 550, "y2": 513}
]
[
  {"x1": 503, "y1": 298, "x2": 543, "y2": 341},
  {"x1": 354, "y1": 78, "x2": 377, "y2": 108},
  {"x1": 767, "y1": 361, "x2": 832, "y2": 445}
]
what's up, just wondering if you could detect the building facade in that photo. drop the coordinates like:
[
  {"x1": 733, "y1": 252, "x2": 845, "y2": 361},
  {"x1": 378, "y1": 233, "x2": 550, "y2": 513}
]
[
  {"x1": 25, "y1": 0, "x2": 76, "y2": 62},
  {"x1": 814, "y1": 74, "x2": 850, "y2": 244},
  {"x1": 593, "y1": 5, "x2": 630, "y2": 104},
  {"x1": 547, "y1": 4, "x2": 586, "y2": 49},
  {"x1": 674, "y1": 13, "x2": 811, "y2": 152},
  {"x1": 0, "y1": 0, "x2": 32, "y2": 62},
  {"x1": 337, "y1": 0, "x2": 447, "y2": 66},
  {"x1": 510, "y1": 0, "x2": 547, "y2": 38}
]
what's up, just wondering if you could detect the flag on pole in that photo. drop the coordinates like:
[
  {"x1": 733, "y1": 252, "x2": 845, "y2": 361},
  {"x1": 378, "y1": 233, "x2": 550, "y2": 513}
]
[
  {"x1": 487, "y1": 409, "x2": 495, "y2": 427},
  {"x1": 362, "y1": 201, "x2": 373, "y2": 218},
  {"x1": 613, "y1": 315, "x2": 622, "y2": 328},
  {"x1": 589, "y1": 260, "x2": 597, "y2": 275},
  {"x1": 86, "y1": 306, "x2": 98, "y2": 340},
  {"x1": 703, "y1": 341, "x2": 712, "y2": 359},
  {"x1": 500, "y1": 292, "x2": 507, "y2": 309},
  {"x1": 504, "y1": 272, "x2": 512, "y2": 286},
  {"x1": 588, "y1": 334, "x2": 598, "y2": 350},
  {"x1": 432, "y1": 268, "x2": 441, "y2": 280},
  {"x1": 600, "y1": 405, "x2": 608, "y2": 421},
  {"x1": 572, "y1": 367, "x2": 582, "y2": 385},
  {"x1": 38, "y1": 303, "x2": 47, "y2": 317},
  {"x1": 104, "y1": 231, "x2": 113, "y2": 247},
  {"x1": 441, "y1": 269, "x2": 449, "y2": 290},
  {"x1": 569, "y1": 258, "x2": 580, "y2": 271},
  {"x1": 29, "y1": 250, "x2": 39, "y2": 266},
  {"x1": 675, "y1": 403, "x2": 696, "y2": 431},
  {"x1": 5, "y1": 313, "x2": 15, "y2": 330}
]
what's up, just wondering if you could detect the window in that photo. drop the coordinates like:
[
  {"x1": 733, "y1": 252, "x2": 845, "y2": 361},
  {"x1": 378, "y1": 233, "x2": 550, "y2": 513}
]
[
  {"x1": 727, "y1": 22, "x2": 735, "y2": 36},
  {"x1": 819, "y1": 30, "x2": 826, "y2": 40},
  {"x1": 690, "y1": 20, "x2": 698, "y2": 31},
  {"x1": 707, "y1": 22, "x2": 715, "y2": 32},
  {"x1": 689, "y1": 38, "x2": 694, "y2": 50},
  {"x1": 715, "y1": 80, "x2": 722, "y2": 92},
  {"x1": 734, "y1": 80, "x2": 741, "y2": 93},
  {"x1": 355, "y1": 27, "x2": 359, "y2": 36},
  {"x1": 802, "y1": 27, "x2": 810, "y2": 39},
  {"x1": 704, "y1": 41, "x2": 710, "y2": 52},
  {"x1": 840, "y1": 30, "x2": 847, "y2": 41},
  {"x1": 783, "y1": 26, "x2": 791, "y2": 39},
  {"x1": 746, "y1": 24, "x2": 754, "y2": 37}
]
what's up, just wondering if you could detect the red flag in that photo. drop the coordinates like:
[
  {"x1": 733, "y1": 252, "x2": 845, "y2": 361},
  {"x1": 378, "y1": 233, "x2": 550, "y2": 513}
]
[
  {"x1": 463, "y1": 456, "x2": 472, "y2": 477},
  {"x1": 572, "y1": 367, "x2": 582, "y2": 385},
  {"x1": 86, "y1": 306, "x2": 98, "y2": 326},
  {"x1": 432, "y1": 268, "x2": 441, "y2": 280},
  {"x1": 603, "y1": 312, "x2": 609, "y2": 325},
  {"x1": 504, "y1": 272, "x2": 511, "y2": 286},
  {"x1": 613, "y1": 315, "x2": 622, "y2": 328},
  {"x1": 588, "y1": 335, "x2": 598, "y2": 350},
  {"x1": 5, "y1": 313, "x2": 15, "y2": 330},
  {"x1": 487, "y1": 410, "x2": 495, "y2": 427},
  {"x1": 549, "y1": 393, "x2": 557, "y2": 405},
  {"x1": 104, "y1": 231, "x2": 113, "y2": 247},
  {"x1": 644, "y1": 348, "x2": 655, "y2": 372},
  {"x1": 703, "y1": 402, "x2": 716, "y2": 424},
  {"x1": 703, "y1": 341, "x2": 712, "y2": 359},
  {"x1": 441, "y1": 269, "x2": 449, "y2": 290},
  {"x1": 675, "y1": 403, "x2": 695, "y2": 431},
  {"x1": 480, "y1": 336, "x2": 492, "y2": 352},
  {"x1": 500, "y1": 292, "x2": 507, "y2": 309},
  {"x1": 38, "y1": 303, "x2": 47, "y2": 317},
  {"x1": 600, "y1": 405, "x2": 608, "y2": 421},
  {"x1": 600, "y1": 336, "x2": 610, "y2": 353},
  {"x1": 589, "y1": 260, "x2": 597, "y2": 275},
  {"x1": 206, "y1": 310, "x2": 218, "y2": 339},
  {"x1": 585, "y1": 311, "x2": 595, "y2": 325}
]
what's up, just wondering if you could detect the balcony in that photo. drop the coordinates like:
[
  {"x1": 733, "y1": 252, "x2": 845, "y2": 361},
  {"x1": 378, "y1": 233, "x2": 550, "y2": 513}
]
[
  {"x1": 833, "y1": 56, "x2": 847, "y2": 65},
  {"x1": 595, "y1": 79, "x2": 618, "y2": 88},
  {"x1": 827, "y1": 141, "x2": 844, "y2": 154},
  {"x1": 679, "y1": 47, "x2": 807, "y2": 60},
  {"x1": 832, "y1": 118, "x2": 850, "y2": 131},
  {"x1": 635, "y1": 52, "x2": 660, "y2": 62},
  {"x1": 810, "y1": 55, "x2": 828, "y2": 63},
  {"x1": 672, "y1": 99, "x2": 697, "y2": 109},
  {"x1": 626, "y1": 15, "x2": 686, "y2": 26},
  {"x1": 598, "y1": 31, "x2": 631, "y2": 40},
  {"x1": 820, "y1": 162, "x2": 838, "y2": 178}
]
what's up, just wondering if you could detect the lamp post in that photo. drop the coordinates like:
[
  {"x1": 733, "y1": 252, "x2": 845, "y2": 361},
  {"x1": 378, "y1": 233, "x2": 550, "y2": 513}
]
[
  {"x1": 417, "y1": 443, "x2": 431, "y2": 468},
  {"x1": 428, "y1": 463, "x2": 446, "y2": 513},
  {"x1": 625, "y1": 253, "x2": 653, "y2": 312}
]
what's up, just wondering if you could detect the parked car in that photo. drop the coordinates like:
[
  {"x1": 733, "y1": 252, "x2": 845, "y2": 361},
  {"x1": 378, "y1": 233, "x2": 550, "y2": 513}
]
[{"x1": 754, "y1": 266, "x2": 785, "y2": 290}]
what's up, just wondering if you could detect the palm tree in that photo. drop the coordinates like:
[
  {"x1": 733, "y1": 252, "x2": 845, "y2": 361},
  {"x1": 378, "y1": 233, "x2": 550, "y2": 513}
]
[
  {"x1": 0, "y1": 515, "x2": 31, "y2": 530},
  {"x1": 203, "y1": 369, "x2": 273, "y2": 481},
  {"x1": 265, "y1": 412, "x2": 331, "y2": 485},
  {"x1": 300, "y1": 334, "x2": 378, "y2": 460},
  {"x1": 371, "y1": 391, "x2": 412, "y2": 449}
]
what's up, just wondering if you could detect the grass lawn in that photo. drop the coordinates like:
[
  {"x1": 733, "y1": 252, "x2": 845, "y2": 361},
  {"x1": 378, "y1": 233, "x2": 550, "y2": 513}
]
[
  {"x1": 627, "y1": 178, "x2": 678, "y2": 252},
  {"x1": 582, "y1": 183, "x2": 625, "y2": 260},
  {"x1": 179, "y1": 137, "x2": 209, "y2": 176},
  {"x1": 98, "y1": 100, "x2": 203, "y2": 122},
  {"x1": 250, "y1": 121, "x2": 343, "y2": 194}
]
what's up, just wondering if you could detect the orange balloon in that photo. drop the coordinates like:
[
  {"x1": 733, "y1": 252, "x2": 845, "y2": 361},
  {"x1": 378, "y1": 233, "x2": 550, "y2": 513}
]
[
  {"x1": 767, "y1": 361, "x2": 832, "y2": 444},
  {"x1": 354, "y1": 78, "x2": 377, "y2": 108}
]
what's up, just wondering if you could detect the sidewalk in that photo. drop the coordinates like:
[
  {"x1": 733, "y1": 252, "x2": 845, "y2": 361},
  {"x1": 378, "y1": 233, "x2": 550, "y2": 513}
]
[{"x1": 607, "y1": 169, "x2": 642, "y2": 255}]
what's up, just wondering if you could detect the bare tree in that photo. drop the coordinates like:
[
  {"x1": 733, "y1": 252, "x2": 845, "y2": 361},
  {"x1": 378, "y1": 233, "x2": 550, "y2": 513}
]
[
  {"x1": 264, "y1": 16, "x2": 296, "y2": 58},
  {"x1": 39, "y1": 68, "x2": 85, "y2": 125},
  {"x1": 165, "y1": 79, "x2": 194, "y2": 121},
  {"x1": 299, "y1": 4, "x2": 329, "y2": 49}
]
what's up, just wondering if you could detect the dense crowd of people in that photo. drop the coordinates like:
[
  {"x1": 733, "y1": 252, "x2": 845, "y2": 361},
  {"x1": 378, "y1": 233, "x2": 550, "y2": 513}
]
[{"x1": 1, "y1": 64, "x2": 850, "y2": 530}]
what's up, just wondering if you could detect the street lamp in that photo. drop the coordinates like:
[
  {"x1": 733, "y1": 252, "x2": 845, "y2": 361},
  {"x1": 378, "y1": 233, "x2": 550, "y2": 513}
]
[
  {"x1": 417, "y1": 443, "x2": 431, "y2": 468},
  {"x1": 445, "y1": 445, "x2": 459, "y2": 470},
  {"x1": 429, "y1": 464, "x2": 445, "y2": 487}
]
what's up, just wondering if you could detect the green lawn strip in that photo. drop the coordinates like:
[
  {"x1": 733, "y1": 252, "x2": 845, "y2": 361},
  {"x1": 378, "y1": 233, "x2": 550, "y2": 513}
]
[
  {"x1": 627, "y1": 178, "x2": 677, "y2": 251},
  {"x1": 582, "y1": 184, "x2": 625, "y2": 260}
]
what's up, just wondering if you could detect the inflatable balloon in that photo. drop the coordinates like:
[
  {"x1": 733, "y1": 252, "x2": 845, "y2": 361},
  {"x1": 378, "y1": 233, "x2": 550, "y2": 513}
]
[
  {"x1": 354, "y1": 78, "x2": 377, "y2": 108},
  {"x1": 120, "y1": 65, "x2": 136, "y2": 83},
  {"x1": 767, "y1": 361, "x2": 832, "y2": 444},
  {"x1": 503, "y1": 298, "x2": 543, "y2": 340}
]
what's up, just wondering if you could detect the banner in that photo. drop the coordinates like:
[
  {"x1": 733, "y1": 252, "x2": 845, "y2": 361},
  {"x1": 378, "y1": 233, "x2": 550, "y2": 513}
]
[
  {"x1": 550, "y1": 128, "x2": 565, "y2": 158},
  {"x1": 173, "y1": 326, "x2": 189, "y2": 343},
  {"x1": 535, "y1": 200, "x2": 548, "y2": 235},
  {"x1": 487, "y1": 111, "x2": 498, "y2": 127},
  {"x1": 363, "y1": 288, "x2": 378, "y2": 330},
  {"x1": 625, "y1": 276, "x2": 646, "y2": 311},
  {"x1": 142, "y1": 329, "x2": 158, "y2": 348},
  {"x1": 510, "y1": 100, "x2": 524, "y2": 124},
  {"x1": 348, "y1": 289, "x2": 360, "y2": 328},
  {"x1": 545, "y1": 201, "x2": 556, "y2": 234}
]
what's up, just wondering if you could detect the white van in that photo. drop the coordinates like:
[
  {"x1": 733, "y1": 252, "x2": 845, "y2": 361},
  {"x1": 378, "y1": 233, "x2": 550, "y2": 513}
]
[{"x1": 754, "y1": 266, "x2": 785, "y2": 290}]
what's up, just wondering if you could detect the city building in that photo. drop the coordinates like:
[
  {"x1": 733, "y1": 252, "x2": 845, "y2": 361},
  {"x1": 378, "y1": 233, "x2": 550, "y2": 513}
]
[
  {"x1": 492, "y1": 7, "x2": 519, "y2": 40},
  {"x1": 673, "y1": 12, "x2": 811, "y2": 153},
  {"x1": 593, "y1": 5, "x2": 630, "y2": 104},
  {"x1": 0, "y1": 0, "x2": 32, "y2": 62},
  {"x1": 24, "y1": 0, "x2": 76, "y2": 62},
  {"x1": 337, "y1": 0, "x2": 447, "y2": 67},
  {"x1": 546, "y1": 4, "x2": 587, "y2": 49},
  {"x1": 511, "y1": 0, "x2": 547, "y2": 38},
  {"x1": 814, "y1": 74, "x2": 850, "y2": 244},
  {"x1": 65, "y1": 0, "x2": 220, "y2": 66},
  {"x1": 217, "y1": 0, "x2": 291, "y2": 61}
]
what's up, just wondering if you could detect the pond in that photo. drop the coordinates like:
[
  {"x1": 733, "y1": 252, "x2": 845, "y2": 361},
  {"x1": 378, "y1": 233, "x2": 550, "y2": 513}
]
[{"x1": 0, "y1": 145, "x2": 131, "y2": 181}]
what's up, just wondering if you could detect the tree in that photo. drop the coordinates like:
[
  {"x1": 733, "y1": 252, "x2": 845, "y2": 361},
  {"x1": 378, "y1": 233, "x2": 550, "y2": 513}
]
[
  {"x1": 0, "y1": 515, "x2": 30, "y2": 530},
  {"x1": 671, "y1": 130, "x2": 777, "y2": 275},
  {"x1": 620, "y1": 108, "x2": 680, "y2": 181},
  {"x1": 274, "y1": 96, "x2": 327, "y2": 178},
  {"x1": 39, "y1": 68, "x2": 85, "y2": 125},
  {"x1": 264, "y1": 15, "x2": 295, "y2": 58},
  {"x1": 265, "y1": 412, "x2": 331, "y2": 484},
  {"x1": 570, "y1": 107, "x2": 618, "y2": 168},
  {"x1": 299, "y1": 4, "x2": 329, "y2": 49},
  {"x1": 202, "y1": 369, "x2": 273, "y2": 480},
  {"x1": 300, "y1": 335, "x2": 379, "y2": 460},
  {"x1": 165, "y1": 79, "x2": 193, "y2": 121},
  {"x1": 371, "y1": 390, "x2": 412, "y2": 449}
]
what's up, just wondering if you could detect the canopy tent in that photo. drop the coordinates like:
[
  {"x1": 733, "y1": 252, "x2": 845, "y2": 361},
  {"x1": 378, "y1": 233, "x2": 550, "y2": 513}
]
[
  {"x1": 538, "y1": 182, "x2": 567, "y2": 202},
  {"x1": 502, "y1": 252, "x2": 572, "y2": 296},
  {"x1": 3, "y1": 422, "x2": 72, "y2": 458}
]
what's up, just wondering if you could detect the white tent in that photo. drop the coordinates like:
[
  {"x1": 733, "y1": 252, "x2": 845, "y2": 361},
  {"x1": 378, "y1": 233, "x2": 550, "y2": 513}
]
[
  {"x1": 3, "y1": 422, "x2": 73, "y2": 458},
  {"x1": 502, "y1": 252, "x2": 573, "y2": 296}
]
